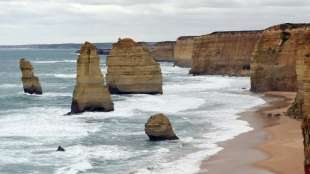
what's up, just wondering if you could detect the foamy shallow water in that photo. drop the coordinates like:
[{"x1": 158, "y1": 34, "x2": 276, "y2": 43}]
[{"x1": 0, "y1": 49, "x2": 265, "y2": 174}]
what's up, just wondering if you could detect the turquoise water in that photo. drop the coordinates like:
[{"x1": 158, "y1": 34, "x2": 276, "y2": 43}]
[{"x1": 0, "y1": 48, "x2": 265, "y2": 174}]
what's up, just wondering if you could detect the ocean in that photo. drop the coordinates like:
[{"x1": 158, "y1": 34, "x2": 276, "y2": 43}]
[{"x1": 0, "y1": 48, "x2": 265, "y2": 174}]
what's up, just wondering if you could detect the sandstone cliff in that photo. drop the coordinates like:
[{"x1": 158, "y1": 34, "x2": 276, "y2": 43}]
[
  {"x1": 190, "y1": 31, "x2": 262, "y2": 76},
  {"x1": 19, "y1": 58, "x2": 43, "y2": 95},
  {"x1": 106, "y1": 38, "x2": 163, "y2": 94},
  {"x1": 250, "y1": 23, "x2": 310, "y2": 92},
  {"x1": 70, "y1": 42, "x2": 114, "y2": 113},
  {"x1": 174, "y1": 36, "x2": 196, "y2": 67},
  {"x1": 150, "y1": 41, "x2": 175, "y2": 62},
  {"x1": 287, "y1": 25, "x2": 310, "y2": 118}
]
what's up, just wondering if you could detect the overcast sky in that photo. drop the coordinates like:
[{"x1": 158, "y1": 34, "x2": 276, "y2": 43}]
[{"x1": 0, "y1": 0, "x2": 309, "y2": 45}]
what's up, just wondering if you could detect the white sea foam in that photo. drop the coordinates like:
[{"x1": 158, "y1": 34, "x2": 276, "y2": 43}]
[
  {"x1": 54, "y1": 74, "x2": 76, "y2": 79},
  {"x1": 0, "y1": 84, "x2": 20, "y2": 89},
  {"x1": 0, "y1": 107, "x2": 99, "y2": 139},
  {"x1": 33, "y1": 60, "x2": 76, "y2": 64}
]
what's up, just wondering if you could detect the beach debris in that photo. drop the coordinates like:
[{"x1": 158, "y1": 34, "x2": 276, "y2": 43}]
[
  {"x1": 145, "y1": 113, "x2": 179, "y2": 141},
  {"x1": 19, "y1": 58, "x2": 43, "y2": 95},
  {"x1": 70, "y1": 41, "x2": 114, "y2": 114}
]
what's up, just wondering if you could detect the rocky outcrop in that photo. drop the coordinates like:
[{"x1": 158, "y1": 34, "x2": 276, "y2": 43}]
[
  {"x1": 70, "y1": 42, "x2": 114, "y2": 114},
  {"x1": 19, "y1": 58, "x2": 42, "y2": 95},
  {"x1": 106, "y1": 38, "x2": 163, "y2": 94},
  {"x1": 150, "y1": 41, "x2": 175, "y2": 62},
  {"x1": 145, "y1": 113, "x2": 178, "y2": 141},
  {"x1": 190, "y1": 30, "x2": 262, "y2": 76},
  {"x1": 303, "y1": 32, "x2": 310, "y2": 172},
  {"x1": 250, "y1": 24, "x2": 310, "y2": 92},
  {"x1": 174, "y1": 36, "x2": 196, "y2": 67}
]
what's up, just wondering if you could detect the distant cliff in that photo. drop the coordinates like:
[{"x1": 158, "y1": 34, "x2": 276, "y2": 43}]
[
  {"x1": 150, "y1": 41, "x2": 176, "y2": 62},
  {"x1": 190, "y1": 31, "x2": 262, "y2": 76},
  {"x1": 174, "y1": 36, "x2": 196, "y2": 67},
  {"x1": 251, "y1": 23, "x2": 310, "y2": 92}
]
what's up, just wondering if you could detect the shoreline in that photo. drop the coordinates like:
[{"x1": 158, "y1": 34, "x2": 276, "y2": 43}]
[{"x1": 198, "y1": 91, "x2": 303, "y2": 174}]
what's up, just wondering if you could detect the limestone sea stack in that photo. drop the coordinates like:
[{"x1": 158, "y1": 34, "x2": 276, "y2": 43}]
[
  {"x1": 151, "y1": 41, "x2": 175, "y2": 62},
  {"x1": 19, "y1": 58, "x2": 42, "y2": 95},
  {"x1": 190, "y1": 31, "x2": 262, "y2": 76},
  {"x1": 287, "y1": 25, "x2": 310, "y2": 118},
  {"x1": 174, "y1": 36, "x2": 196, "y2": 67},
  {"x1": 250, "y1": 23, "x2": 310, "y2": 92},
  {"x1": 145, "y1": 113, "x2": 178, "y2": 141},
  {"x1": 303, "y1": 35, "x2": 310, "y2": 172},
  {"x1": 70, "y1": 42, "x2": 114, "y2": 114},
  {"x1": 106, "y1": 38, "x2": 163, "y2": 94}
]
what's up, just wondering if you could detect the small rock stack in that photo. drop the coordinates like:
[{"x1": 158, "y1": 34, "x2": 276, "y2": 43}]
[{"x1": 19, "y1": 58, "x2": 42, "y2": 95}]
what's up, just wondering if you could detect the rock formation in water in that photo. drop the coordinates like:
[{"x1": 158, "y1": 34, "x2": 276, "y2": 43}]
[
  {"x1": 70, "y1": 42, "x2": 114, "y2": 114},
  {"x1": 145, "y1": 113, "x2": 178, "y2": 141},
  {"x1": 150, "y1": 41, "x2": 175, "y2": 62},
  {"x1": 190, "y1": 31, "x2": 262, "y2": 76},
  {"x1": 174, "y1": 36, "x2": 196, "y2": 67},
  {"x1": 250, "y1": 24, "x2": 310, "y2": 92},
  {"x1": 303, "y1": 40, "x2": 310, "y2": 173},
  {"x1": 106, "y1": 38, "x2": 163, "y2": 94},
  {"x1": 287, "y1": 26, "x2": 310, "y2": 118},
  {"x1": 19, "y1": 58, "x2": 43, "y2": 95}
]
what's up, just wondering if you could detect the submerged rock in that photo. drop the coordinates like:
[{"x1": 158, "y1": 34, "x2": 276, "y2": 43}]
[
  {"x1": 57, "y1": 146, "x2": 65, "y2": 152},
  {"x1": 19, "y1": 58, "x2": 43, "y2": 95},
  {"x1": 145, "y1": 113, "x2": 178, "y2": 141},
  {"x1": 70, "y1": 42, "x2": 114, "y2": 114},
  {"x1": 106, "y1": 38, "x2": 163, "y2": 94}
]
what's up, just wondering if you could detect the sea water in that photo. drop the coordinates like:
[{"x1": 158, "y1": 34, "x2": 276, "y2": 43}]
[{"x1": 0, "y1": 48, "x2": 265, "y2": 174}]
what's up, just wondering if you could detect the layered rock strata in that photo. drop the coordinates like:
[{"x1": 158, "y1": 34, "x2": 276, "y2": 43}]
[
  {"x1": 190, "y1": 30, "x2": 262, "y2": 76},
  {"x1": 250, "y1": 23, "x2": 310, "y2": 92},
  {"x1": 106, "y1": 38, "x2": 163, "y2": 94},
  {"x1": 145, "y1": 113, "x2": 179, "y2": 141},
  {"x1": 70, "y1": 42, "x2": 114, "y2": 114},
  {"x1": 174, "y1": 36, "x2": 196, "y2": 67},
  {"x1": 19, "y1": 58, "x2": 43, "y2": 95},
  {"x1": 150, "y1": 41, "x2": 175, "y2": 62}
]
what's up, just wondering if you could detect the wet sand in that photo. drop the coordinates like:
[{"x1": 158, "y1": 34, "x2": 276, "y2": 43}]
[{"x1": 199, "y1": 92, "x2": 303, "y2": 174}]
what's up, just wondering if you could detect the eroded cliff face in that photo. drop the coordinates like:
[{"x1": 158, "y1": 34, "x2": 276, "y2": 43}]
[
  {"x1": 19, "y1": 58, "x2": 43, "y2": 95},
  {"x1": 190, "y1": 31, "x2": 262, "y2": 76},
  {"x1": 70, "y1": 42, "x2": 114, "y2": 114},
  {"x1": 287, "y1": 25, "x2": 310, "y2": 118},
  {"x1": 250, "y1": 24, "x2": 310, "y2": 92},
  {"x1": 150, "y1": 41, "x2": 175, "y2": 62},
  {"x1": 174, "y1": 36, "x2": 196, "y2": 67},
  {"x1": 106, "y1": 38, "x2": 163, "y2": 94}
]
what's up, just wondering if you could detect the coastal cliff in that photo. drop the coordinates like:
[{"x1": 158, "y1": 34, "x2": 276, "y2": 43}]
[
  {"x1": 70, "y1": 42, "x2": 114, "y2": 113},
  {"x1": 190, "y1": 31, "x2": 262, "y2": 76},
  {"x1": 19, "y1": 58, "x2": 43, "y2": 95},
  {"x1": 106, "y1": 38, "x2": 163, "y2": 94},
  {"x1": 250, "y1": 23, "x2": 310, "y2": 92},
  {"x1": 174, "y1": 36, "x2": 196, "y2": 67},
  {"x1": 150, "y1": 41, "x2": 175, "y2": 62}
]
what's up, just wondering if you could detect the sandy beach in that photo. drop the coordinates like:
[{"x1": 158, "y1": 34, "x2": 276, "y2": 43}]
[{"x1": 199, "y1": 91, "x2": 303, "y2": 174}]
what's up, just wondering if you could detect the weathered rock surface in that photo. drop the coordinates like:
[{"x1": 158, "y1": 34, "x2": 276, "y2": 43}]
[
  {"x1": 190, "y1": 31, "x2": 262, "y2": 76},
  {"x1": 174, "y1": 36, "x2": 196, "y2": 67},
  {"x1": 106, "y1": 38, "x2": 163, "y2": 94},
  {"x1": 288, "y1": 28, "x2": 310, "y2": 118},
  {"x1": 150, "y1": 41, "x2": 175, "y2": 62},
  {"x1": 145, "y1": 113, "x2": 178, "y2": 141},
  {"x1": 70, "y1": 42, "x2": 114, "y2": 114},
  {"x1": 19, "y1": 58, "x2": 43, "y2": 95},
  {"x1": 250, "y1": 23, "x2": 310, "y2": 92},
  {"x1": 302, "y1": 25, "x2": 310, "y2": 173}
]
